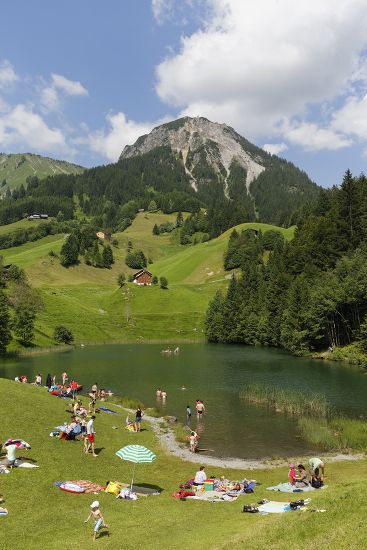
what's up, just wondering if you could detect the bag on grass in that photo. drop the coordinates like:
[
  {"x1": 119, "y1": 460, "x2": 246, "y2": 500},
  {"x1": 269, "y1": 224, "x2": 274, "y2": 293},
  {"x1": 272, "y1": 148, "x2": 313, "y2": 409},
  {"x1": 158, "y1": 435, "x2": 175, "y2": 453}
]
[{"x1": 105, "y1": 481, "x2": 122, "y2": 495}]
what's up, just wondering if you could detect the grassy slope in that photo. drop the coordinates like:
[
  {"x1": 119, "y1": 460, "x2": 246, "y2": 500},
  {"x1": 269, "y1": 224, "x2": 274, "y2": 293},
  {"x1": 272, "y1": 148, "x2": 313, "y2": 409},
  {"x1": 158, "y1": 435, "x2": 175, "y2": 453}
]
[
  {"x1": 0, "y1": 153, "x2": 84, "y2": 191},
  {"x1": 0, "y1": 214, "x2": 294, "y2": 347},
  {"x1": 0, "y1": 218, "x2": 54, "y2": 236},
  {"x1": 0, "y1": 378, "x2": 366, "y2": 550}
]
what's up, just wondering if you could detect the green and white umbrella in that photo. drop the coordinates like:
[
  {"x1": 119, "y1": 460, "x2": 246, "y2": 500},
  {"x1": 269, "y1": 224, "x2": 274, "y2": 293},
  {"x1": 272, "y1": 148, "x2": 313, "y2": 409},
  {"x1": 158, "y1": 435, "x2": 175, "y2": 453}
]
[{"x1": 116, "y1": 445, "x2": 156, "y2": 492}]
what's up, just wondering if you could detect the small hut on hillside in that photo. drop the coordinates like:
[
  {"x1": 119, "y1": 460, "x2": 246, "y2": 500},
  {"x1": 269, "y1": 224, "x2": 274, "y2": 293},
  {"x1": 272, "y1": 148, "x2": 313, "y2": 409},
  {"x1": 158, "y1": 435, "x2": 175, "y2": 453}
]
[{"x1": 133, "y1": 269, "x2": 152, "y2": 286}]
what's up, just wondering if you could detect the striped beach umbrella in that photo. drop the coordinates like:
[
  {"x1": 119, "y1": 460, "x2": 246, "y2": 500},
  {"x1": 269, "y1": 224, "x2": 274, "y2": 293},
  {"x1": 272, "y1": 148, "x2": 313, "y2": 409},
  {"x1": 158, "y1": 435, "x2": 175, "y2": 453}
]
[{"x1": 116, "y1": 445, "x2": 156, "y2": 491}]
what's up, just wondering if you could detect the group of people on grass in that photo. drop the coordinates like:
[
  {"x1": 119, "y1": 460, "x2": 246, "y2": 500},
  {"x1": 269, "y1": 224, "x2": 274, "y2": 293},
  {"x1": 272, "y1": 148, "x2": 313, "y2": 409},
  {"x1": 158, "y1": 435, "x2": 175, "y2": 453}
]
[{"x1": 289, "y1": 457, "x2": 325, "y2": 488}]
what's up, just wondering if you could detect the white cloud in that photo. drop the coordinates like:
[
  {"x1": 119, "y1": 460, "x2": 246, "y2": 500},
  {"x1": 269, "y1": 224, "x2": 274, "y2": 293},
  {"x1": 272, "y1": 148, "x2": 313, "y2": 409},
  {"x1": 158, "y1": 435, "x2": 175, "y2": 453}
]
[
  {"x1": 282, "y1": 122, "x2": 352, "y2": 151},
  {"x1": 40, "y1": 86, "x2": 60, "y2": 113},
  {"x1": 40, "y1": 73, "x2": 88, "y2": 113},
  {"x1": 0, "y1": 60, "x2": 19, "y2": 89},
  {"x1": 263, "y1": 142, "x2": 288, "y2": 156},
  {"x1": 86, "y1": 112, "x2": 165, "y2": 162},
  {"x1": 331, "y1": 94, "x2": 367, "y2": 140},
  {"x1": 152, "y1": 0, "x2": 174, "y2": 23},
  {"x1": 51, "y1": 74, "x2": 88, "y2": 96},
  {"x1": 0, "y1": 104, "x2": 67, "y2": 152},
  {"x1": 155, "y1": 0, "x2": 367, "y2": 144}
]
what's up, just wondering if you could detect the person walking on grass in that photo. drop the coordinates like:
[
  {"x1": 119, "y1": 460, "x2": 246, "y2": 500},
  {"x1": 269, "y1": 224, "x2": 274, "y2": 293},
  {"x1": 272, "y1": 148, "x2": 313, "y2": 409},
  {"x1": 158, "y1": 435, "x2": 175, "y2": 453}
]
[
  {"x1": 84, "y1": 415, "x2": 97, "y2": 457},
  {"x1": 134, "y1": 407, "x2": 143, "y2": 432},
  {"x1": 85, "y1": 501, "x2": 109, "y2": 541}
]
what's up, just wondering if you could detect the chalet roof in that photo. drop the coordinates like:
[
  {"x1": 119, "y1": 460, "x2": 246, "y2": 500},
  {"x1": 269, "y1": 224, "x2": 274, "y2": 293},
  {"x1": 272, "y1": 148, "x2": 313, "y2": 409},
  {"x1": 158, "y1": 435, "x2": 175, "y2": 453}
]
[{"x1": 133, "y1": 269, "x2": 152, "y2": 278}]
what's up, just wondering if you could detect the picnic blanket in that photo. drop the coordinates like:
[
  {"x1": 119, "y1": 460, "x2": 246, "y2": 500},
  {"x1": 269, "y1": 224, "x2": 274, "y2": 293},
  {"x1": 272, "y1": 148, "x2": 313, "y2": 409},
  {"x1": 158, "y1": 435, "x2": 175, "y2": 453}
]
[
  {"x1": 54, "y1": 480, "x2": 105, "y2": 493},
  {"x1": 118, "y1": 483, "x2": 160, "y2": 496},
  {"x1": 267, "y1": 482, "x2": 327, "y2": 493},
  {"x1": 187, "y1": 491, "x2": 238, "y2": 502},
  {"x1": 258, "y1": 501, "x2": 291, "y2": 514}
]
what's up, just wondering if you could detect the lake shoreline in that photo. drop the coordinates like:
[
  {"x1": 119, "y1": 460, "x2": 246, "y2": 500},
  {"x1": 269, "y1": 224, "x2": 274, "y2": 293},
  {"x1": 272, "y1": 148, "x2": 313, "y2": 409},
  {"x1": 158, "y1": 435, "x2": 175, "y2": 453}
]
[{"x1": 119, "y1": 405, "x2": 365, "y2": 470}]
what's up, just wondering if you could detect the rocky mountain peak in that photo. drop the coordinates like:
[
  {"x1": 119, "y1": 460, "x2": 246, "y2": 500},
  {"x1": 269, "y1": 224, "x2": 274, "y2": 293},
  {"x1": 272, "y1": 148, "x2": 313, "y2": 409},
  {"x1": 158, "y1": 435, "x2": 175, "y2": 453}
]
[{"x1": 120, "y1": 116, "x2": 266, "y2": 195}]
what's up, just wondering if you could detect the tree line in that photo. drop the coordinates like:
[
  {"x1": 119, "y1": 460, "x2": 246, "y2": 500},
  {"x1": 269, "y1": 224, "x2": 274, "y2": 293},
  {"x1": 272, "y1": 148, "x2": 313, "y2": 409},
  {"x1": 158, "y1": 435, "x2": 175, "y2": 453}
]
[{"x1": 205, "y1": 170, "x2": 367, "y2": 354}]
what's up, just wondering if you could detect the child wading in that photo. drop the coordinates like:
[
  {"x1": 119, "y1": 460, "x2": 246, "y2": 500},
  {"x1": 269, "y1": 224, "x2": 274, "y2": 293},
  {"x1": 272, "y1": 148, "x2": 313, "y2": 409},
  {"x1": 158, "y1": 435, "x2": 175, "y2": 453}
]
[{"x1": 85, "y1": 501, "x2": 109, "y2": 541}]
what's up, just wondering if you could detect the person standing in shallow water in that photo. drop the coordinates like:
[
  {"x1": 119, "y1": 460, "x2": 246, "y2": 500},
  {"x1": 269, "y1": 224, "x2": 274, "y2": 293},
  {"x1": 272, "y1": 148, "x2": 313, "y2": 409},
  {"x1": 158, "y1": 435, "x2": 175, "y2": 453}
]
[
  {"x1": 196, "y1": 400, "x2": 205, "y2": 419},
  {"x1": 186, "y1": 405, "x2": 192, "y2": 422}
]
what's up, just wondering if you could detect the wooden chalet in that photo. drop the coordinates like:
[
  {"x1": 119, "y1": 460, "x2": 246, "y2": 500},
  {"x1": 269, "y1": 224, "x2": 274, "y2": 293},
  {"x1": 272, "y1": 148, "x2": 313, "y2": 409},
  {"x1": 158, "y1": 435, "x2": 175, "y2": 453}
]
[
  {"x1": 96, "y1": 231, "x2": 112, "y2": 241},
  {"x1": 133, "y1": 269, "x2": 152, "y2": 286}
]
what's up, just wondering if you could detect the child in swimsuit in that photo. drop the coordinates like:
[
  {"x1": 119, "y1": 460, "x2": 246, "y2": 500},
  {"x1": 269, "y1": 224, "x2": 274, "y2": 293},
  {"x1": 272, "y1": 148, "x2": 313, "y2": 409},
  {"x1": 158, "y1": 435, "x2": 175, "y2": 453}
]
[{"x1": 85, "y1": 501, "x2": 109, "y2": 541}]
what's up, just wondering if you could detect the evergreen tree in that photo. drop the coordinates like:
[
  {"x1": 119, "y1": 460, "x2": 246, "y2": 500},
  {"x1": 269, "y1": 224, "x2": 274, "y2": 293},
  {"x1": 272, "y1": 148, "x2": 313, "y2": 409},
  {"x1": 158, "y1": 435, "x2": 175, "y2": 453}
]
[
  {"x1": 148, "y1": 200, "x2": 158, "y2": 212},
  {"x1": 60, "y1": 234, "x2": 79, "y2": 267},
  {"x1": 102, "y1": 244, "x2": 114, "y2": 267},
  {"x1": 176, "y1": 211, "x2": 184, "y2": 227},
  {"x1": 12, "y1": 304, "x2": 36, "y2": 345},
  {"x1": 205, "y1": 290, "x2": 224, "y2": 342},
  {"x1": 0, "y1": 291, "x2": 11, "y2": 353},
  {"x1": 152, "y1": 223, "x2": 160, "y2": 235}
]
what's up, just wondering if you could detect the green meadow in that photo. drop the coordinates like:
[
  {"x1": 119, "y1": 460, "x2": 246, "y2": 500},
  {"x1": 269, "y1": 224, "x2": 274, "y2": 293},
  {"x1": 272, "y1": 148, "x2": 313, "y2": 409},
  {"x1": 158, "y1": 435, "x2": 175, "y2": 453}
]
[
  {"x1": 0, "y1": 213, "x2": 295, "y2": 348},
  {"x1": 0, "y1": 378, "x2": 366, "y2": 550}
]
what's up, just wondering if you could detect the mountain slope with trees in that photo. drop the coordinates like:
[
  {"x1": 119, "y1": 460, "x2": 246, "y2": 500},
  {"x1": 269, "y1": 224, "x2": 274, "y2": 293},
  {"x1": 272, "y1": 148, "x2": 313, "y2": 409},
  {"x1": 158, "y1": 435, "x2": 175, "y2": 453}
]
[{"x1": 205, "y1": 170, "x2": 367, "y2": 359}]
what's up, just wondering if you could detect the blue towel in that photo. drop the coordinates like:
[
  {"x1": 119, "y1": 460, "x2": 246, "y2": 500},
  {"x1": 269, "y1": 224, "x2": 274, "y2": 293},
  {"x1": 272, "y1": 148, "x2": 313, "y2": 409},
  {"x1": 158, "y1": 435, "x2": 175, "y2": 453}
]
[{"x1": 99, "y1": 406, "x2": 118, "y2": 414}]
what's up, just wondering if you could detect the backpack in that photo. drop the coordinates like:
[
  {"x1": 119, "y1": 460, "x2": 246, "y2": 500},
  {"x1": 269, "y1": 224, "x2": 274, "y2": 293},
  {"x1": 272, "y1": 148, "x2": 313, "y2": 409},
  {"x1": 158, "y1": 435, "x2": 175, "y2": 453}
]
[{"x1": 311, "y1": 478, "x2": 323, "y2": 489}]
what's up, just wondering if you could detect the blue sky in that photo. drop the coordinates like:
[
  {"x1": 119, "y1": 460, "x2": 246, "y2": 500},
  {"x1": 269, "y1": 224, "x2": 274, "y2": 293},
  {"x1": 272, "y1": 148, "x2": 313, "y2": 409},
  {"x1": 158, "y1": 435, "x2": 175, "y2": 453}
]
[{"x1": 1, "y1": 0, "x2": 367, "y2": 187}]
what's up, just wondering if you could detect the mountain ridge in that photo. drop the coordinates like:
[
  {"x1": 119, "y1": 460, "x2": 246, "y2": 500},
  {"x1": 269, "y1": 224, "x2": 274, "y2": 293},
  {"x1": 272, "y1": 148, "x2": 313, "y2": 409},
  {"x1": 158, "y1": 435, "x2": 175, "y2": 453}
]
[{"x1": 0, "y1": 152, "x2": 85, "y2": 191}]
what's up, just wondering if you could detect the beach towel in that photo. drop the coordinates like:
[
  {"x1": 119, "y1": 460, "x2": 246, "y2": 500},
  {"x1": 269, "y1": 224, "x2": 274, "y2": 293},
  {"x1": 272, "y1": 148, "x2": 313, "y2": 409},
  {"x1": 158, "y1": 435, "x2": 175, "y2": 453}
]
[
  {"x1": 258, "y1": 501, "x2": 291, "y2": 514},
  {"x1": 99, "y1": 406, "x2": 118, "y2": 414},
  {"x1": 0, "y1": 508, "x2": 8, "y2": 516},
  {"x1": 186, "y1": 491, "x2": 238, "y2": 502},
  {"x1": 14, "y1": 461, "x2": 39, "y2": 469},
  {"x1": 59, "y1": 482, "x2": 85, "y2": 493},
  {"x1": 267, "y1": 482, "x2": 327, "y2": 493}
]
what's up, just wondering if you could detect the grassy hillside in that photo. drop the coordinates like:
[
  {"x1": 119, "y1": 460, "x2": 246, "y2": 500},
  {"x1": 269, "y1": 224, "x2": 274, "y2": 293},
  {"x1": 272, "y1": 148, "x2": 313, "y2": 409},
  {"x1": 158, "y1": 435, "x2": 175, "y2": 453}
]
[
  {"x1": 0, "y1": 153, "x2": 84, "y2": 191},
  {"x1": 0, "y1": 378, "x2": 366, "y2": 550},
  {"x1": 0, "y1": 213, "x2": 295, "y2": 347},
  {"x1": 0, "y1": 217, "x2": 53, "y2": 236}
]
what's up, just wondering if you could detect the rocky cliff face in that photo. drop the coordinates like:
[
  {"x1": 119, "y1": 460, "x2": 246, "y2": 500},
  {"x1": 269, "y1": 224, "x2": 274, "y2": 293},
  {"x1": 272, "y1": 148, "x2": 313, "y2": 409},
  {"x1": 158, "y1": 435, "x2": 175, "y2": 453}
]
[
  {"x1": 121, "y1": 117, "x2": 266, "y2": 196},
  {"x1": 120, "y1": 116, "x2": 319, "y2": 225}
]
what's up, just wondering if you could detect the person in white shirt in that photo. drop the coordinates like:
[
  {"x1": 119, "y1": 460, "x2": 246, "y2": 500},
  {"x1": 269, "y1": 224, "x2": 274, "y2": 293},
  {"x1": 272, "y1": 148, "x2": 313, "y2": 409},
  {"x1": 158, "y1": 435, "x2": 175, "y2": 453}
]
[
  {"x1": 193, "y1": 466, "x2": 207, "y2": 485},
  {"x1": 84, "y1": 416, "x2": 97, "y2": 457},
  {"x1": 35, "y1": 374, "x2": 42, "y2": 386}
]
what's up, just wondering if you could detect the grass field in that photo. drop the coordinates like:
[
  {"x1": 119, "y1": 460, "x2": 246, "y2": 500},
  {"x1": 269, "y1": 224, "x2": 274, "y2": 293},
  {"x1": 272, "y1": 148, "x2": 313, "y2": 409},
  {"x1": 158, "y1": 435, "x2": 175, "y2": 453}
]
[
  {"x1": 1, "y1": 213, "x2": 294, "y2": 348},
  {"x1": 1, "y1": 378, "x2": 366, "y2": 550}
]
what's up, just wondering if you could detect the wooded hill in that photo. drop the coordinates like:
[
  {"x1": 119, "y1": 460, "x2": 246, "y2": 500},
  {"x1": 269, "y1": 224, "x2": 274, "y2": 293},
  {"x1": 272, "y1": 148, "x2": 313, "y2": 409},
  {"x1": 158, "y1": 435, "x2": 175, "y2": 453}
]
[{"x1": 205, "y1": 170, "x2": 367, "y2": 356}]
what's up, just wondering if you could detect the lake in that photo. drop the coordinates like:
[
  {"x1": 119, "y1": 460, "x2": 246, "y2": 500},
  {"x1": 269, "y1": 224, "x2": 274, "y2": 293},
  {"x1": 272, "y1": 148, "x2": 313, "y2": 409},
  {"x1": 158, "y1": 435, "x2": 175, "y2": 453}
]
[{"x1": 1, "y1": 343, "x2": 366, "y2": 459}]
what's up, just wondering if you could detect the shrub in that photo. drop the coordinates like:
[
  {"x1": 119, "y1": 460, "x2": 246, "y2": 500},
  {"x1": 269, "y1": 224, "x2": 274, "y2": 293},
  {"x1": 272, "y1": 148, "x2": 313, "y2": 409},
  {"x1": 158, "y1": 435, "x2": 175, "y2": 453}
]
[
  {"x1": 117, "y1": 273, "x2": 126, "y2": 287},
  {"x1": 160, "y1": 276, "x2": 168, "y2": 289},
  {"x1": 54, "y1": 325, "x2": 74, "y2": 345}
]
